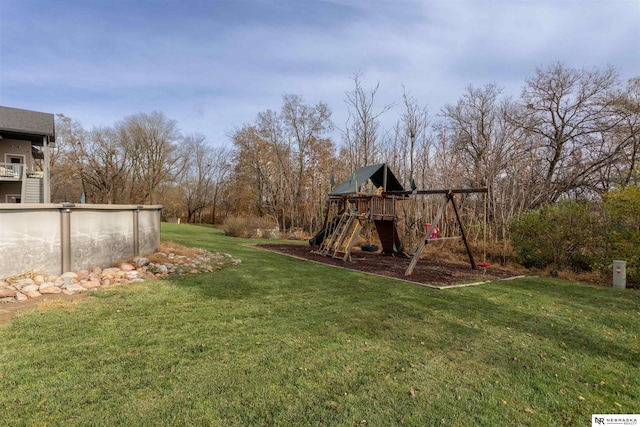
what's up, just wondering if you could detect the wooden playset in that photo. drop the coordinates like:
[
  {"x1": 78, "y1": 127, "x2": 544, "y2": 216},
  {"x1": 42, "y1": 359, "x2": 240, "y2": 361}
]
[{"x1": 309, "y1": 164, "x2": 487, "y2": 276}]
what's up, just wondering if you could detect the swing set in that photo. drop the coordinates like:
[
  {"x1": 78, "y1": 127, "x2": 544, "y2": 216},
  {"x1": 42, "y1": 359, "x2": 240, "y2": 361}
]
[{"x1": 309, "y1": 164, "x2": 489, "y2": 276}]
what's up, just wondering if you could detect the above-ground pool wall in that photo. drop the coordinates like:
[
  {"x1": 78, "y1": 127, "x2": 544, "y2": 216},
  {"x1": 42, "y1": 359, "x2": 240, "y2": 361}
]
[
  {"x1": 0, "y1": 204, "x2": 162, "y2": 278},
  {"x1": 138, "y1": 208, "x2": 161, "y2": 255},
  {"x1": 0, "y1": 206, "x2": 62, "y2": 276}
]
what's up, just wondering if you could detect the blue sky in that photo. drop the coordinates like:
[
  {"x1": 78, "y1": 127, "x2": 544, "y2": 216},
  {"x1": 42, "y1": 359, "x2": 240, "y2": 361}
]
[{"x1": 1, "y1": 0, "x2": 639, "y2": 146}]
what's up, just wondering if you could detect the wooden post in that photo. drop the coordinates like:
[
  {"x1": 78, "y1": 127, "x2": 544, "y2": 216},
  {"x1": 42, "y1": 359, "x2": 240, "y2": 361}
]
[
  {"x1": 405, "y1": 195, "x2": 448, "y2": 276},
  {"x1": 383, "y1": 164, "x2": 388, "y2": 191},
  {"x1": 449, "y1": 193, "x2": 477, "y2": 269},
  {"x1": 341, "y1": 219, "x2": 363, "y2": 261}
]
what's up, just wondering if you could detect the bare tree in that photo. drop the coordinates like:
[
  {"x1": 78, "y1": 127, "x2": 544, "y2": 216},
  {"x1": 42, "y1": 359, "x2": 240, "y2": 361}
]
[
  {"x1": 610, "y1": 77, "x2": 640, "y2": 186},
  {"x1": 229, "y1": 95, "x2": 336, "y2": 231},
  {"x1": 509, "y1": 63, "x2": 624, "y2": 206},
  {"x1": 52, "y1": 114, "x2": 87, "y2": 202},
  {"x1": 117, "y1": 111, "x2": 185, "y2": 204},
  {"x1": 207, "y1": 145, "x2": 232, "y2": 224},
  {"x1": 398, "y1": 87, "x2": 431, "y2": 186},
  {"x1": 440, "y1": 85, "x2": 519, "y2": 219},
  {"x1": 255, "y1": 108, "x2": 292, "y2": 226},
  {"x1": 181, "y1": 133, "x2": 215, "y2": 222},
  {"x1": 281, "y1": 94, "x2": 333, "y2": 228},
  {"x1": 54, "y1": 116, "x2": 132, "y2": 204},
  {"x1": 230, "y1": 124, "x2": 282, "y2": 224},
  {"x1": 80, "y1": 127, "x2": 131, "y2": 204},
  {"x1": 175, "y1": 134, "x2": 232, "y2": 224},
  {"x1": 440, "y1": 84, "x2": 502, "y2": 187},
  {"x1": 342, "y1": 72, "x2": 394, "y2": 170}
]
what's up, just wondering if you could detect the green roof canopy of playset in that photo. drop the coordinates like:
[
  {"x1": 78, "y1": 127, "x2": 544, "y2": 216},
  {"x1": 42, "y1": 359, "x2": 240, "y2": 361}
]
[{"x1": 329, "y1": 163, "x2": 404, "y2": 195}]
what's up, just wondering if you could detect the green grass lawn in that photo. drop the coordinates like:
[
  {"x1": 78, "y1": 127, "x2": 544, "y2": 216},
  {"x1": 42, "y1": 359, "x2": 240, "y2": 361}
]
[{"x1": 1, "y1": 223, "x2": 638, "y2": 426}]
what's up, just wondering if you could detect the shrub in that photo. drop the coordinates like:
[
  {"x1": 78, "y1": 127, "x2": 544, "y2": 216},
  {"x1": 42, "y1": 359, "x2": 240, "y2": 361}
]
[
  {"x1": 510, "y1": 201, "x2": 603, "y2": 271},
  {"x1": 222, "y1": 216, "x2": 279, "y2": 238}
]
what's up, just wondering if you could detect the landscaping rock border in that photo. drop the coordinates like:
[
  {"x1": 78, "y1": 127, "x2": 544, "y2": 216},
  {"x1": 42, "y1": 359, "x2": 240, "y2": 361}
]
[{"x1": 0, "y1": 249, "x2": 241, "y2": 303}]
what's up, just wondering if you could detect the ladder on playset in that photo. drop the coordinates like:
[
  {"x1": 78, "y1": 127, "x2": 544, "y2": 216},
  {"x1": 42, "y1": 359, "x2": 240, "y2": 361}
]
[{"x1": 316, "y1": 211, "x2": 362, "y2": 261}]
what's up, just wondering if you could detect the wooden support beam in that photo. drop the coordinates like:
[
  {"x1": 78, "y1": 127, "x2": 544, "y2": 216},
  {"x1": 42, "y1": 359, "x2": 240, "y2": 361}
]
[
  {"x1": 449, "y1": 192, "x2": 477, "y2": 269},
  {"x1": 340, "y1": 220, "x2": 362, "y2": 261},
  {"x1": 405, "y1": 195, "x2": 448, "y2": 276},
  {"x1": 384, "y1": 187, "x2": 487, "y2": 196},
  {"x1": 405, "y1": 191, "x2": 479, "y2": 276},
  {"x1": 428, "y1": 236, "x2": 462, "y2": 242}
]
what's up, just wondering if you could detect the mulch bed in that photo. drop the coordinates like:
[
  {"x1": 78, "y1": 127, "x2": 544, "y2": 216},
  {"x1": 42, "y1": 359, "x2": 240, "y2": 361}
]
[{"x1": 258, "y1": 243, "x2": 523, "y2": 288}]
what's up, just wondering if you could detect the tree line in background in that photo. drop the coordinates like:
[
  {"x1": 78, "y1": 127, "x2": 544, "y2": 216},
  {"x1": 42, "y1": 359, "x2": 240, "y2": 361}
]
[{"x1": 50, "y1": 62, "x2": 639, "y2": 280}]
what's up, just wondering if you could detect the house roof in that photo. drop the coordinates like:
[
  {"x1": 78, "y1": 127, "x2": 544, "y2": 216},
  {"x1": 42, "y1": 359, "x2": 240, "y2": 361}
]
[
  {"x1": 0, "y1": 106, "x2": 56, "y2": 143},
  {"x1": 329, "y1": 163, "x2": 405, "y2": 196}
]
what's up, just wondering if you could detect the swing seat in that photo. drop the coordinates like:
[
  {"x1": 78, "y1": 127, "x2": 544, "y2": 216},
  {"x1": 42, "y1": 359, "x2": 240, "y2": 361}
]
[
  {"x1": 424, "y1": 223, "x2": 439, "y2": 239},
  {"x1": 478, "y1": 262, "x2": 491, "y2": 268}
]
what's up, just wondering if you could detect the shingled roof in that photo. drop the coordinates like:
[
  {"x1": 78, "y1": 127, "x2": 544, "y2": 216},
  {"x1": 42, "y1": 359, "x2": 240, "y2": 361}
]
[
  {"x1": 0, "y1": 106, "x2": 56, "y2": 143},
  {"x1": 329, "y1": 163, "x2": 404, "y2": 196}
]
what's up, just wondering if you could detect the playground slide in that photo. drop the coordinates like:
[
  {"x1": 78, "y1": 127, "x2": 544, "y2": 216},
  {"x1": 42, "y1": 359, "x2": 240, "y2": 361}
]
[
  {"x1": 308, "y1": 216, "x2": 341, "y2": 246},
  {"x1": 308, "y1": 228, "x2": 327, "y2": 246}
]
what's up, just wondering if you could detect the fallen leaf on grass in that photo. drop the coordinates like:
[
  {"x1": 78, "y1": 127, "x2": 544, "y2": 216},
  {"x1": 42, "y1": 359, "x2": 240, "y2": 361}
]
[
  {"x1": 409, "y1": 388, "x2": 416, "y2": 397},
  {"x1": 614, "y1": 402, "x2": 622, "y2": 408},
  {"x1": 524, "y1": 407, "x2": 534, "y2": 414},
  {"x1": 578, "y1": 396, "x2": 585, "y2": 401}
]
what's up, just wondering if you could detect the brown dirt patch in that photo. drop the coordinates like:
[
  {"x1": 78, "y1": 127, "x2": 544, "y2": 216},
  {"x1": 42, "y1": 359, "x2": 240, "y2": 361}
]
[
  {"x1": 258, "y1": 243, "x2": 525, "y2": 288},
  {"x1": 0, "y1": 292, "x2": 90, "y2": 324}
]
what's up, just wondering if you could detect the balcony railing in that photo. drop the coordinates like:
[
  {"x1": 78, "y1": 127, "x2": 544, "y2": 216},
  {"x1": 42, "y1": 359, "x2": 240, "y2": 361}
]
[{"x1": 0, "y1": 163, "x2": 24, "y2": 181}]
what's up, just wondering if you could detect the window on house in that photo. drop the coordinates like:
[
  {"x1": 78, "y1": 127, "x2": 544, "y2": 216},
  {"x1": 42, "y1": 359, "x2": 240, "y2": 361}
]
[{"x1": 4, "y1": 155, "x2": 25, "y2": 175}]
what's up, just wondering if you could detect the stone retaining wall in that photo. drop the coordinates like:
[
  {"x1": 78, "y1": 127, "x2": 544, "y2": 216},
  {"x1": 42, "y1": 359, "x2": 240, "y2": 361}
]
[{"x1": 0, "y1": 249, "x2": 242, "y2": 303}]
